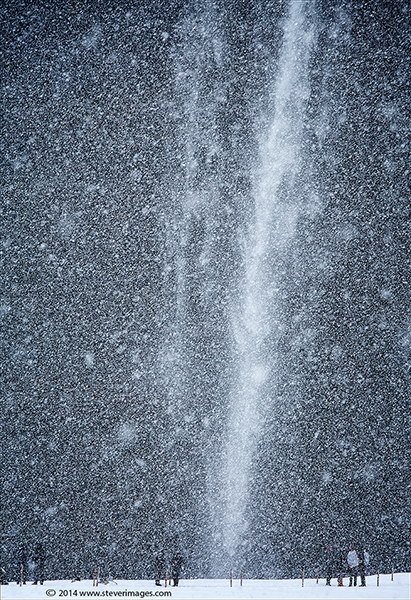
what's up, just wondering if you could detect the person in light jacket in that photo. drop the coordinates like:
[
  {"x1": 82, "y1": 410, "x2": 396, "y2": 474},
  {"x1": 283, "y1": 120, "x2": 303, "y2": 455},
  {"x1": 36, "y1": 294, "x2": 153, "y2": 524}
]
[{"x1": 346, "y1": 545, "x2": 359, "y2": 587}]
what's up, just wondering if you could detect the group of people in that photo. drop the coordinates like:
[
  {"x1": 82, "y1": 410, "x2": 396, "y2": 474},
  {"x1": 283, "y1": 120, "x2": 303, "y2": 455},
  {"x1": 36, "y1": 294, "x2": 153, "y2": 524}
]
[
  {"x1": 154, "y1": 549, "x2": 184, "y2": 587},
  {"x1": 5, "y1": 543, "x2": 184, "y2": 588},
  {"x1": 325, "y1": 544, "x2": 370, "y2": 587},
  {"x1": 4, "y1": 542, "x2": 372, "y2": 589}
]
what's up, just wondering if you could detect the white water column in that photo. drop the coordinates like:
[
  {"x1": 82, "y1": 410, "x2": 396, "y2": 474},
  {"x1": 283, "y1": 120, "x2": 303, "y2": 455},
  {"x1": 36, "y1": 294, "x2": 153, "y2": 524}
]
[{"x1": 220, "y1": 0, "x2": 317, "y2": 561}]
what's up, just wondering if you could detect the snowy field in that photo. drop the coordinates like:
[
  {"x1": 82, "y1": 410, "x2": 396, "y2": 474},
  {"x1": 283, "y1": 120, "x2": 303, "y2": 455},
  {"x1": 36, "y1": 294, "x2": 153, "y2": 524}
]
[{"x1": 1, "y1": 573, "x2": 410, "y2": 600}]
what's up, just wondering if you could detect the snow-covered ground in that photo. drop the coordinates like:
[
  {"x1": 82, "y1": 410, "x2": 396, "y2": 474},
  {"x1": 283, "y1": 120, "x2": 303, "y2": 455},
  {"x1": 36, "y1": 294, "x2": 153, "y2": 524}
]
[{"x1": 2, "y1": 573, "x2": 410, "y2": 600}]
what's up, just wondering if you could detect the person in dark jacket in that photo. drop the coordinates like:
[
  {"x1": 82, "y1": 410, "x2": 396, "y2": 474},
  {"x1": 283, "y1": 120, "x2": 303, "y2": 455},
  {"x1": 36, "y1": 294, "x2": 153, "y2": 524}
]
[
  {"x1": 325, "y1": 545, "x2": 334, "y2": 586},
  {"x1": 33, "y1": 543, "x2": 45, "y2": 585},
  {"x1": 358, "y1": 549, "x2": 369, "y2": 587},
  {"x1": 170, "y1": 552, "x2": 184, "y2": 587},
  {"x1": 154, "y1": 549, "x2": 165, "y2": 587},
  {"x1": 336, "y1": 547, "x2": 345, "y2": 586}
]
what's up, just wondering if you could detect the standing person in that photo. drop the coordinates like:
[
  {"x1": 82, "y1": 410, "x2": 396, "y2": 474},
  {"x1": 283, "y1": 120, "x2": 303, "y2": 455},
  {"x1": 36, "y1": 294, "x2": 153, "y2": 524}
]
[
  {"x1": 154, "y1": 549, "x2": 165, "y2": 587},
  {"x1": 170, "y1": 551, "x2": 184, "y2": 587},
  {"x1": 346, "y1": 545, "x2": 359, "y2": 587},
  {"x1": 33, "y1": 543, "x2": 45, "y2": 585},
  {"x1": 337, "y1": 547, "x2": 345, "y2": 586},
  {"x1": 325, "y1": 545, "x2": 334, "y2": 586},
  {"x1": 358, "y1": 549, "x2": 369, "y2": 587}
]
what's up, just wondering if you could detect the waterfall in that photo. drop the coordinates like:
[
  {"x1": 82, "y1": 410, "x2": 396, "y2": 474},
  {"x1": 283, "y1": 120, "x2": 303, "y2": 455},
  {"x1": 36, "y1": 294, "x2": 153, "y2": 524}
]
[
  {"x1": 157, "y1": 0, "x2": 317, "y2": 574},
  {"x1": 215, "y1": 0, "x2": 317, "y2": 568}
]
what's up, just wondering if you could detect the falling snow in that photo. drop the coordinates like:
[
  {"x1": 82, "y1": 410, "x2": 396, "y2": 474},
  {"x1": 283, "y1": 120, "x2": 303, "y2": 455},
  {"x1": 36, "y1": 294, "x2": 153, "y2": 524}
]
[{"x1": 1, "y1": 0, "x2": 410, "y2": 587}]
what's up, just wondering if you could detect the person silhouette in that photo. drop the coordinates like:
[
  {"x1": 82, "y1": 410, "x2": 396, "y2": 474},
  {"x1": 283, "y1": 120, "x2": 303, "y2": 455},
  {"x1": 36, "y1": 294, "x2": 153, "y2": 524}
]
[
  {"x1": 358, "y1": 549, "x2": 369, "y2": 587},
  {"x1": 154, "y1": 549, "x2": 165, "y2": 586},
  {"x1": 170, "y1": 551, "x2": 184, "y2": 587},
  {"x1": 346, "y1": 545, "x2": 359, "y2": 587},
  {"x1": 33, "y1": 543, "x2": 45, "y2": 585}
]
